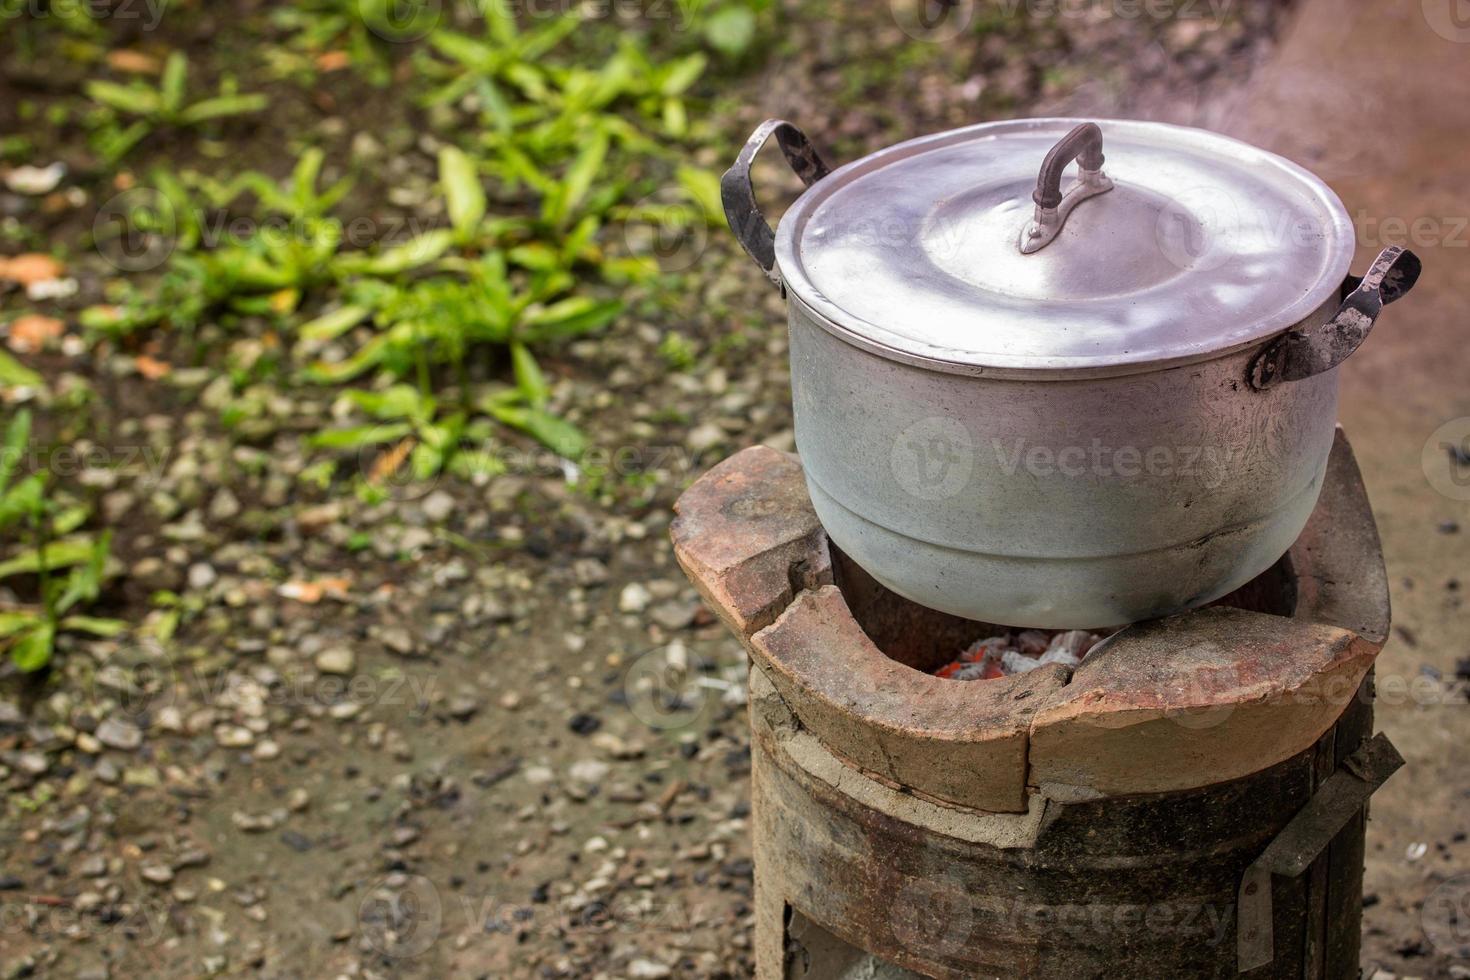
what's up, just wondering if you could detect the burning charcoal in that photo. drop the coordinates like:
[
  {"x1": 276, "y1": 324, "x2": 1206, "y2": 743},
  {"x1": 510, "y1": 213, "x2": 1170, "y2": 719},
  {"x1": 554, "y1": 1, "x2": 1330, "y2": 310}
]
[
  {"x1": 938, "y1": 636, "x2": 1011, "y2": 680},
  {"x1": 936, "y1": 626, "x2": 1118, "y2": 680},
  {"x1": 949, "y1": 662, "x2": 998, "y2": 681},
  {"x1": 960, "y1": 635, "x2": 1012, "y2": 663}
]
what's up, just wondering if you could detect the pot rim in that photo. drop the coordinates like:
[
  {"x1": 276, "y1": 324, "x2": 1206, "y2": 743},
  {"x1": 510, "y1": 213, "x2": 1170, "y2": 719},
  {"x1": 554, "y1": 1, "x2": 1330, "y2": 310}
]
[
  {"x1": 773, "y1": 117, "x2": 1356, "y2": 378},
  {"x1": 786, "y1": 288, "x2": 1340, "y2": 381}
]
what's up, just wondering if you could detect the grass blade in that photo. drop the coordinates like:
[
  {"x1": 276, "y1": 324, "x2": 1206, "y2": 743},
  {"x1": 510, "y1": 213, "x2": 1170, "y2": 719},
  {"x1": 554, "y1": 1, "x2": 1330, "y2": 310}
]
[
  {"x1": 438, "y1": 146, "x2": 487, "y2": 243},
  {"x1": 297, "y1": 304, "x2": 372, "y2": 344},
  {"x1": 510, "y1": 342, "x2": 549, "y2": 408},
  {"x1": 86, "y1": 79, "x2": 158, "y2": 116},
  {"x1": 9, "y1": 621, "x2": 55, "y2": 672},
  {"x1": 0, "y1": 349, "x2": 43, "y2": 388},
  {"x1": 0, "y1": 409, "x2": 31, "y2": 493},
  {"x1": 176, "y1": 94, "x2": 269, "y2": 126},
  {"x1": 0, "y1": 537, "x2": 98, "y2": 580},
  {"x1": 336, "y1": 229, "x2": 455, "y2": 276},
  {"x1": 160, "y1": 51, "x2": 188, "y2": 115}
]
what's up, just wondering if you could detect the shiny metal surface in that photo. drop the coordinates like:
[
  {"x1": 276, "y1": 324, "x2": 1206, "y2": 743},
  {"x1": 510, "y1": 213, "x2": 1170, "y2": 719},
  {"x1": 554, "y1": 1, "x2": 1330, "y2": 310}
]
[
  {"x1": 789, "y1": 292, "x2": 1341, "y2": 627},
  {"x1": 774, "y1": 118, "x2": 1355, "y2": 375}
]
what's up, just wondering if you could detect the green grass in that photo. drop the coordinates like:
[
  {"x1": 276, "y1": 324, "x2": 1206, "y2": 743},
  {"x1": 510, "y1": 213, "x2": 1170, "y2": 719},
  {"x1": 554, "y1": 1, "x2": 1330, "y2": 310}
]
[
  {"x1": 0, "y1": 411, "x2": 123, "y2": 671},
  {"x1": 0, "y1": 0, "x2": 772, "y2": 670}
]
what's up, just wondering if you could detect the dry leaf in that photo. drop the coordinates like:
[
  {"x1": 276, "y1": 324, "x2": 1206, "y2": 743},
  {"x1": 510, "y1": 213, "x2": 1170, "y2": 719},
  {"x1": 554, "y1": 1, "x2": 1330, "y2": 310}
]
[
  {"x1": 135, "y1": 355, "x2": 172, "y2": 379},
  {"x1": 106, "y1": 50, "x2": 162, "y2": 74},
  {"x1": 268, "y1": 289, "x2": 298, "y2": 314},
  {"x1": 7, "y1": 314, "x2": 64, "y2": 354},
  {"x1": 278, "y1": 577, "x2": 353, "y2": 604},
  {"x1": 370, "y1": 438, "x2": 415, "y2": 484},
  {"x1": 296, "y1": 502, "x2": 344, "y2": 533},
  {"x1": 315, "y1": 50, "x2": 352, "y2": 72},
  {"x1": 0, "y1": 254, "x2": 66, "y2": 286}
]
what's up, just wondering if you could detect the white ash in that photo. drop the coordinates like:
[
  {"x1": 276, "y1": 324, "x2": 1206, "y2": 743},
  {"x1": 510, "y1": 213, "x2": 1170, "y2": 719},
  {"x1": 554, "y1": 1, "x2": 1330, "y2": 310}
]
[{"x1": 936, "y1": 629, "x2": 1107, "y2": 681}]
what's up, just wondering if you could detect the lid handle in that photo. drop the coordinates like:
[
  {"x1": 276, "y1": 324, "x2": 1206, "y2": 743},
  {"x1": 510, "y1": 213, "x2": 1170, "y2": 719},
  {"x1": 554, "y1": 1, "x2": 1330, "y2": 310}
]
[
  {"x1": 1019, "y1": 123, "x2": 1115, "y2": 254},
  {"x1": 721, "y1": 119, "x2": 832, "y2": 292}
]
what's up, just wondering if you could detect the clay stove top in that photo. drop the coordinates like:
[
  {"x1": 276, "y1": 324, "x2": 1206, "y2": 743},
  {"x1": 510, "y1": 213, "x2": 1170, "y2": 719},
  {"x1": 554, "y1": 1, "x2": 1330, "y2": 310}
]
[{"x1": 671, "y1": 428, "x2": 1389, "y2": 813}]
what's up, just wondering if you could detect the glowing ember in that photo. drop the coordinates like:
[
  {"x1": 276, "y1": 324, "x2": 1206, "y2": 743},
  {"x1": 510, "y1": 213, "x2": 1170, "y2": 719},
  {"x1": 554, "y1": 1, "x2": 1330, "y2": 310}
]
[{"x1": 934, "y1": 629, "x2": 1107, "y2": 680}]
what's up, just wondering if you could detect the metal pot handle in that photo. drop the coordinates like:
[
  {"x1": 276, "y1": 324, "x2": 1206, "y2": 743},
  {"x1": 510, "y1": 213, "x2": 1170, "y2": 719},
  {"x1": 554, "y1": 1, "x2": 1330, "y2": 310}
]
[
  {"x1": 1248, "y1": 245, "x2": 1422, "y2": 390},
  {"x1": 1019, "y1": 122, "x2": 1115, "y2": 254},
  {"x1": 721, "y1": 119, "x2": 832, "y2": 291}
]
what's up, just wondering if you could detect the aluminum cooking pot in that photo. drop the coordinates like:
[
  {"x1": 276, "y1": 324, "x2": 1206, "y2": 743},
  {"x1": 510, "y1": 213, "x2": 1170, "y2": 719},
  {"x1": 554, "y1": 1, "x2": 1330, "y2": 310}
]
[{"x1": 720, "y1": 117, "x2": 1420, "y2": 628}]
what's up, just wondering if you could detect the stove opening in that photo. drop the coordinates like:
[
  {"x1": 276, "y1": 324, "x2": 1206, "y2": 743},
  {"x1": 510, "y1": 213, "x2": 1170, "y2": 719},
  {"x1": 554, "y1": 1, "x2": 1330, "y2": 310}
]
[{"x1": 828, "y1": 544, "x2": 1298, "y2": 678}]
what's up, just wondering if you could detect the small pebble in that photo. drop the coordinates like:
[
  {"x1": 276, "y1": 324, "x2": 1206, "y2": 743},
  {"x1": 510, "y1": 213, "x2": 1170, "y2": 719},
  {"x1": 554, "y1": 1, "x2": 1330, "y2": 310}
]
[
  {"x1": 380, "y1": 626, "x2": 417, "y2": 656},
  {"x1": 315, "y1": 647, "x2": 356, "y2": 675},
  {"x1": 95, "y1": 718, "x2": 143, "y2": 752},
  {"x1": 618, "y1": 583, "x2": 653, "y2": 614},
  {"x1": 140, "y1": 863, "x2": 174, "y2": 884},
  {"x1": 421, "y1": 490, "x2": 456, "y2": 523},
  {"x1": 5, "y1": 162, "x2": 65, "y2": 195},
  {"x1": 447, "y1": 696, "x2": 480, "y2": 720},
  {"x1": 187, "y1": 563, "x2": 218, "y2": 591},
  {"x1": 568, "y1": 713, "x2": 601, "y2": 736}
]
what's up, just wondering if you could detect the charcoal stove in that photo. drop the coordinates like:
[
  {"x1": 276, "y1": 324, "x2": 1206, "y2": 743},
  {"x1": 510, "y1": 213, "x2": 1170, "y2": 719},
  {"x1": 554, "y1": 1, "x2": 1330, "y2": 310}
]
[{"x1": 670, "y1": 429, "x2": 1403, "y2": 979}]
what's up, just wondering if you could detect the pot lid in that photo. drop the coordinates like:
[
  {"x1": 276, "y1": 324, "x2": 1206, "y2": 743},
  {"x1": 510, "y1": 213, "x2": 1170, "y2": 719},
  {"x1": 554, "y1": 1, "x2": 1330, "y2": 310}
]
[{"x1": 773, "y1": 118, "x2": 1355, "y2": 376}]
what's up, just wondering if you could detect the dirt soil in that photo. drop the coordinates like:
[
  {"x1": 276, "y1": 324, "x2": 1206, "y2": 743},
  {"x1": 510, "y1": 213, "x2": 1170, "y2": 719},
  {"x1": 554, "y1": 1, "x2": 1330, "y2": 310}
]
[
  {"x1": 1224, "y1": 3, "x2": 1470, "y2": 977},
  {"x1": 2, "y1": 1, "x2": 1467, "y2": 979}
]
